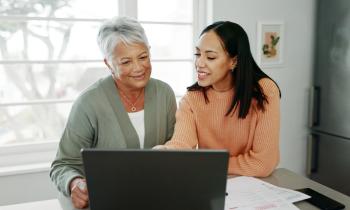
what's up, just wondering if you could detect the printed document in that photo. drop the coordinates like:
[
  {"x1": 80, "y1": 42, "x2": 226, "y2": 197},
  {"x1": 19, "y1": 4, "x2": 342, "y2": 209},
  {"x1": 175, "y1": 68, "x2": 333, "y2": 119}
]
[{"x1": 224, "y1": 176, "x2": 310, "y2": 210}]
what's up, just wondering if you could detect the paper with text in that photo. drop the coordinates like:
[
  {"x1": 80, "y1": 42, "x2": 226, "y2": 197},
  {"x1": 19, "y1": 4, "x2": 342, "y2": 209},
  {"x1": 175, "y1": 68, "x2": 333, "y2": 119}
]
[{"x1": 224, "y1": 176, "x2": 310, "y2": 210}]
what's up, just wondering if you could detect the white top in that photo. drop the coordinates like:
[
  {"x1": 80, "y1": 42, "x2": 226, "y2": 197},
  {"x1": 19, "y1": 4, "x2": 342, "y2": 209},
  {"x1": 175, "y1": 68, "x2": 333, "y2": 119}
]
[{"x1": 128, "y1": 110, "x2": 145, "y2": 148}]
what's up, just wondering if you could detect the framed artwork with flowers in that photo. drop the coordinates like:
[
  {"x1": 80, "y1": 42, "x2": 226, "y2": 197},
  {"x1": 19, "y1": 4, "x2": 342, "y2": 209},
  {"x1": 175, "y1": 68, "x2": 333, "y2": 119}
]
[{"x1": 257, "y1": 21, "x2": 284, "y2": 68}]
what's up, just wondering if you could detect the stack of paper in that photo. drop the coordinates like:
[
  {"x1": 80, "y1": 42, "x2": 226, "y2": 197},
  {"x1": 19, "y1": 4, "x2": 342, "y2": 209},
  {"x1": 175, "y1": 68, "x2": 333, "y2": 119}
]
[{"x1": 224, "y1": 176, "x2": 310, "y2": 210}]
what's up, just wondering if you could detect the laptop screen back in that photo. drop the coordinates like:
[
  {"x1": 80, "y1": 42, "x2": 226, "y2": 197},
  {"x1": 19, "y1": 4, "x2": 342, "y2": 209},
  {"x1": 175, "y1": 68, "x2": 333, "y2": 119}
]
[{"x1": 82, "y1": 149, "x2": 229, "y2": 210}]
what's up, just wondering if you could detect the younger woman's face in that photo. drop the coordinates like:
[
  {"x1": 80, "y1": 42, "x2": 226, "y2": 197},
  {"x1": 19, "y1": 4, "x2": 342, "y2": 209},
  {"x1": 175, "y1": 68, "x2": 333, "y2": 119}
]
[{"x1": 195, "y1": 31, "x2": 236, "y2": 91}]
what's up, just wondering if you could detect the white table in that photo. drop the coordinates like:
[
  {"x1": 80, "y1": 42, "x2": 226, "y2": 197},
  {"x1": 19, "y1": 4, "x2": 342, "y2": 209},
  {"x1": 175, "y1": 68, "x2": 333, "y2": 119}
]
[{"x1": 0, "y1": 199, "x2": 60, "y2": 210}]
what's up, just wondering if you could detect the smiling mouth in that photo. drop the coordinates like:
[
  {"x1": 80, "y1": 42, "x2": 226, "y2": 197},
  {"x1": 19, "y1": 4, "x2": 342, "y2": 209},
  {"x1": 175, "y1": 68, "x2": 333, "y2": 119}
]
[
  {"x1": 132, "y1": 74, "x2": 146, "y2": 80},
  {"x1": 197, "y1": 71, "x2": 209, "y2": 80}
]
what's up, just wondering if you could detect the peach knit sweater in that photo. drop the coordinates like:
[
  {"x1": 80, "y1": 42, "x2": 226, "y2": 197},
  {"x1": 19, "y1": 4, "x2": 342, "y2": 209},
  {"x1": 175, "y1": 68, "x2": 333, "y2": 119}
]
[{"x1": 165, "y1": 78, "x2": 280, "y2": 177}]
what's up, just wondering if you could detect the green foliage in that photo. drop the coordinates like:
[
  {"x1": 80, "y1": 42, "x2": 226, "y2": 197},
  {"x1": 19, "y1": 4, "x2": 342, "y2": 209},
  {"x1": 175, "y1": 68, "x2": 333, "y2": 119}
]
[
  {"x1": 262, "y1": 34, "x2": 280, "y2": 57},
  {"x1": 0, "y1": 0, "x2": 72, "y2": 16},
  {"x1": 270, "y1": 35, "x2": 280, "y2": 46},
  {"x1": 262, "y1": 44, "x2": 269, "y2": 55},
  {"x1": 0, "y1": 0, "x2": 73, "y2": 37}
]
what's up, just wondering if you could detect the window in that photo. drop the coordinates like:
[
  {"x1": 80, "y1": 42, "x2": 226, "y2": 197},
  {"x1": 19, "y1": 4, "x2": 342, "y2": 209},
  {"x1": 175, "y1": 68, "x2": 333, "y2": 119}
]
[{"x1": 0, "y1": 0, "x2": 207, "y2": 171}]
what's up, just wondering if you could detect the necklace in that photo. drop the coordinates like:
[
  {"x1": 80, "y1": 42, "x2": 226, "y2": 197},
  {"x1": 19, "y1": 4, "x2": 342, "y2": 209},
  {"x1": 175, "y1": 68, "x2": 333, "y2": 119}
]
[{"x1": 118, "y1": 87, "x2": 144, "y2": 112}]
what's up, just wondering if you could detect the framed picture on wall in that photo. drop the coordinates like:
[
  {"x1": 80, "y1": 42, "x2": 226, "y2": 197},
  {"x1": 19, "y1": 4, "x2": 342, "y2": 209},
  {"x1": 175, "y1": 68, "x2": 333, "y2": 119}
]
[{"x1": 257, "y1": 21, "x2": 284, "y2": 68}]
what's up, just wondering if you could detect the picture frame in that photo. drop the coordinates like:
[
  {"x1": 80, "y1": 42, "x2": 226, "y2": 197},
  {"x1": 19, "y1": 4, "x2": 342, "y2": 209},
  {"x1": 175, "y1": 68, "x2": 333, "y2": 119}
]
[{"x1": 257, "y1": 21, "x2": 284, "y2": 68}]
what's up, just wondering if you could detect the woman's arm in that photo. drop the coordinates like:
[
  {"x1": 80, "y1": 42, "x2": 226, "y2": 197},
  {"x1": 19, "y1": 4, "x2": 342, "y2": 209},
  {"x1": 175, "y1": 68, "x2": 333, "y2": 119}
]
[
  {"x1": 50, "y1": 99, "x2": 94, "y2": 197},
  {"x1": 165, "y1": 85, "x2": 177, "y2": 141},
  {"x1": 164, "y1": 95, "x2": 199, "y2": 149}
]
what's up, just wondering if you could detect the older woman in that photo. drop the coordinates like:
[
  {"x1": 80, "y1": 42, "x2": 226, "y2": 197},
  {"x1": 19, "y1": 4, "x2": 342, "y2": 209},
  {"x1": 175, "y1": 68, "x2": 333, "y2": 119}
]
[{"x1": 50, "y1": 16, "x2": 177, "y2": 209}]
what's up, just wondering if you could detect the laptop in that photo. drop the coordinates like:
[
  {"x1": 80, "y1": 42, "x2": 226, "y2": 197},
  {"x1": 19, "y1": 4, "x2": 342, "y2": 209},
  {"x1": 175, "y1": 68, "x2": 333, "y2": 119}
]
[{"x1": 81, "y1": 149, "x2": 229, "y2": 210}]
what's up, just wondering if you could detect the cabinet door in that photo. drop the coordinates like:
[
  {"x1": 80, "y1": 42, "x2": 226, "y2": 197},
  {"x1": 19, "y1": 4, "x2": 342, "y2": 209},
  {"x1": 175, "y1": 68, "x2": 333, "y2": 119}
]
[{"x1": 308, "y1": 133, "x2": 350, "y2": 195}]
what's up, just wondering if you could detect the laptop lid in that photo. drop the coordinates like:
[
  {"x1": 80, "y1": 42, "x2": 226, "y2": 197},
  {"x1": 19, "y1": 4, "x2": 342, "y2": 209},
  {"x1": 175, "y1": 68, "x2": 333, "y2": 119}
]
[{"x1": 82, "y1": 149, "x2": 229, "y2": 210}]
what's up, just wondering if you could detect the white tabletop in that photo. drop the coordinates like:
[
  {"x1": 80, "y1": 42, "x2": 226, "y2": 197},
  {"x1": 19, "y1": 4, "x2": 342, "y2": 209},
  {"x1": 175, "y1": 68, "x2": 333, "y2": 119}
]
[{"x1": 0, "y1": 199, "x2": 60, "y2": 210}]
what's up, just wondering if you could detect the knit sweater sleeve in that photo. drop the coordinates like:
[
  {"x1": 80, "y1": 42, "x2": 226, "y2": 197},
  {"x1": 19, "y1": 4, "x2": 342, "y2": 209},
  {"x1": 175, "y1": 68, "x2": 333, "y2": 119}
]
[
  {"x1": 164, "y1": 94, "x2": 198, "y2": 149},
  {"x1": 228, "y1": 79, "x2": 280, "y2": 177},
  {"x1": 50, "y1": 97, "x2": 94, "y2": 196}
]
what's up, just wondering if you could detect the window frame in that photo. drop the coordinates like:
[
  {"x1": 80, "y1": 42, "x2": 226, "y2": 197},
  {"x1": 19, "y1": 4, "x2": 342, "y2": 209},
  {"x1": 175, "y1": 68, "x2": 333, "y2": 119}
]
[{"x1": 0, "y1": 0, "x2": 209, "y2": 176}]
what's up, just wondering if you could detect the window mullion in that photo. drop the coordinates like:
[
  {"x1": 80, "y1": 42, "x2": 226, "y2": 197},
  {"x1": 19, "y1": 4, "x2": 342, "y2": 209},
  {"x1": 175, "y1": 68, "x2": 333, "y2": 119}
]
[{"x1": 193, "y1": 0, "x2": 209, "y2": 83}]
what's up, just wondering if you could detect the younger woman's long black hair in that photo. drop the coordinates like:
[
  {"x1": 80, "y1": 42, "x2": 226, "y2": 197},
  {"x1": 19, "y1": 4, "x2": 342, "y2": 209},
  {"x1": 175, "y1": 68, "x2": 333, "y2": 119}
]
[{"x1": 188, "y1": 21, "x2": 281, "y2": 119}]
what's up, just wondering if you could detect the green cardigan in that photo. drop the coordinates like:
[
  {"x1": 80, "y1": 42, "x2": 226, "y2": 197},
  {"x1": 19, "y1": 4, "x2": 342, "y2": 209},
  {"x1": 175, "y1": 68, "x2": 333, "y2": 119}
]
[{"x1": 50, "y1": 75, "x2": 177, "y2": 196}]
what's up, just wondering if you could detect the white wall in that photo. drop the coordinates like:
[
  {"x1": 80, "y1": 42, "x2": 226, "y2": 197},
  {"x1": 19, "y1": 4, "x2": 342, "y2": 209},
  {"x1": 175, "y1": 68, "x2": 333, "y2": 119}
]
[
  {"x1": 0, "y1": 170, "x2": 57, "y2": 205},
  {"x1": 211, "y1": 0, "x2": 316, "y2": 175},
  {"x1": 0, "y1": 0, "x2": 316, "y2": 205}
]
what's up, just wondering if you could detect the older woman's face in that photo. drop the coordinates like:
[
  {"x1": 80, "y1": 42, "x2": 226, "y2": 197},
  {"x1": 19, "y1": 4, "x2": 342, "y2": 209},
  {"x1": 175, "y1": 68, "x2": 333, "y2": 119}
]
[{"x1": 110, "y1": 42, "x2": 151, "y2": 90}]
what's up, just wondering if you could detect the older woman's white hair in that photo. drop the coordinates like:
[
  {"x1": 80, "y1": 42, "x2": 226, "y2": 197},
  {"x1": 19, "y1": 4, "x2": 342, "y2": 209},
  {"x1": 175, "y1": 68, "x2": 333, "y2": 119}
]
[{"x1": 97, "y1": 16, "x2": 149, "y2": 61}]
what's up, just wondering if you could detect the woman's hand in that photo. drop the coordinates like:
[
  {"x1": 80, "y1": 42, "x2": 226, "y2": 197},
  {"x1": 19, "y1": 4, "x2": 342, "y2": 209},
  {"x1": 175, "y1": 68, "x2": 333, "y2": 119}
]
[
  {"x1": 70, "y1": 177, "x2": 89, "y2": 209},
  {"x1": 152, "y1": 145, "x2": 168, "y2": 150}
]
